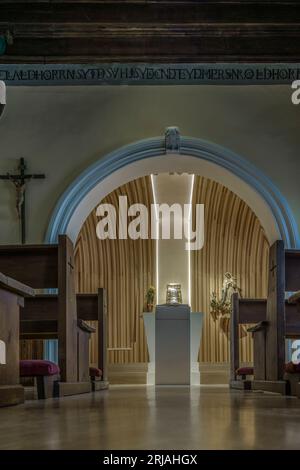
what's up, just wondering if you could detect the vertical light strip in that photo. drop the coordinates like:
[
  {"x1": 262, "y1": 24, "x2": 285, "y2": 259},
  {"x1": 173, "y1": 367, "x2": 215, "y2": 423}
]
[
  {"x1": 150, "y1": 174, "x2": 159, "y2": 304},
  {"x1": 188, "y1": 174, "x2": 195, "y2": 307}
]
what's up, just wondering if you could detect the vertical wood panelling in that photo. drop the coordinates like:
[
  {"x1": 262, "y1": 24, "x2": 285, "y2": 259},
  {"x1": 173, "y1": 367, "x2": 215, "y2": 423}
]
[
  {"x1": 191, "y1": 176, "x2": 269, "y2": 363},
  {"x1": 75, "y1": 176, "x2": 155, "y2": 364},
  {"x1": 75, "y1": 175, "x2": 269, "y2": 364}
]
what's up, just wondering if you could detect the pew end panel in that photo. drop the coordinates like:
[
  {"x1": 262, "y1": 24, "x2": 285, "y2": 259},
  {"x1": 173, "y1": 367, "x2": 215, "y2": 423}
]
[
  {"x1": 20, "y1": 290, "x2": 108, "y2": 396},
  {"x1": 89, "y1": 367, "x2": 109, "y2": 391},
  {"x1": 229, "y1": 294, "x2": 266, "y2": 391},
  {"x1": 58, "y1": 234, "x2": 78, "y2": 383},
  {"x1": 0, "y1": 237, "x2": 83, "y2": 387},
  {"x1": 254, "y1": 243, "x2": 300, "y2": 395},
  {"x1": 247, "y1": 321, "x2": 290, "y2": 394},
  {"x1": 0, "y1": 273, "x2": 34, "y2": 407},
  {"x1": 0, "y1": 240, "x2": 108, "y2": 399},
  {"x1": 76, "y1": 289, "x2": 108, "y2": 379},
  {"x1": 77, "y1": 319, "x2": 95, "y2": 383},
  {"x1": 248, "y1": 321, "x2": 268, "y2": 381},
  {"x1": 20, "y1": 359, "x2": 60, "y2": 400},
  {"x1": 98, "y1": 288, "x2": 108, "y2": 383}
]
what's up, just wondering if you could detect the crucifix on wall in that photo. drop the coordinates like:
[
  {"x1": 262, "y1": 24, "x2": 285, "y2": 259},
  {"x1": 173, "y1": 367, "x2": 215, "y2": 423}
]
[{"x1": 0, "y1": 158, "x2": 45, "y2": 244}]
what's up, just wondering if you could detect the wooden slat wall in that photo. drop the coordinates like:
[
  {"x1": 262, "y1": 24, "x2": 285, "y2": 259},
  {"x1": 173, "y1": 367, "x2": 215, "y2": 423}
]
[
  {"x1": 75, "y1": 176, "x2": 155, "y2": 364},
  {"x1": 75, "y1": 175, "x2": 269, "y2": 364},
  {"x1": 192, "y1": 176, "x2": 269, "y2": 363}
]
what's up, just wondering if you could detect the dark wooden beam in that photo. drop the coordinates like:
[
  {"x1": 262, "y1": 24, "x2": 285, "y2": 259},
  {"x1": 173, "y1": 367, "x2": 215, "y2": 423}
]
[
  {"x1": 1, "y1": 2, "x2": 299, "y2": 25},
  {"x1": 0, "y1": 1, "x2": 300, "y2": 63}
]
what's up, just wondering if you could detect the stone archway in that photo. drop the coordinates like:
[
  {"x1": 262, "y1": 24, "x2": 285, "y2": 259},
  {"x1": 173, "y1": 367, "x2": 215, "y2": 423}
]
[{"x1": 46, "y1": 127, "x2": 299, "y2": 249}]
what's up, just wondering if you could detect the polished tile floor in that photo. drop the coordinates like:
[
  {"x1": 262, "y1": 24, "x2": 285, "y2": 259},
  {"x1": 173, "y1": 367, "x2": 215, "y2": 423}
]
[{"x1": 1, "y1": 385, "x2": 300, "y2": 450}]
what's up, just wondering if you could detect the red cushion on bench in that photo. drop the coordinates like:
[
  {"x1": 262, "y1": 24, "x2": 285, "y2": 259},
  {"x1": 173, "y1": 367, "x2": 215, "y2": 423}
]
[
  {"x1": 285, "y1": 362, "x2": 300, "y2": 374},
  {"x1": 89, "y1": 367, "x2": 102, "y2": 378},
  {"x1": 236, "y1": 367, "x2": 254, "y2": 376},
  {"x1": 20, "y1": 360, "x2": 60, "y2": 377}
]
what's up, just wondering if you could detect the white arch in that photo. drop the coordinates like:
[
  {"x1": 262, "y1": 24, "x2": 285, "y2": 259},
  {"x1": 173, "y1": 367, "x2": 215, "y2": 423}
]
[
  {"x1": 68, "y1": 154, "x2": 280, "y2": 245},
  {"x1": 46, "y1": 132, "x2": 300, "y2": 248}
]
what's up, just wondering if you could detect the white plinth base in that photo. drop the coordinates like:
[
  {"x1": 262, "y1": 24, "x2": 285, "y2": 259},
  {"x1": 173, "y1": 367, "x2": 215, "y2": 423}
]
[
  {"x1": 147, "y1": 370, "x2": 200, "y2": 386},
  {"x1": 146, "y1": 362, "x2": 155, "y2": 385},
  {"x1": 191, "y1": 363, "x2": 201, "y2": 385},
  {"x1": 143, "y1": 310, "x2": 204, "y2": 386},
  {"x1": 156, "y1": 305, "x2": 190, "y2": 385}
]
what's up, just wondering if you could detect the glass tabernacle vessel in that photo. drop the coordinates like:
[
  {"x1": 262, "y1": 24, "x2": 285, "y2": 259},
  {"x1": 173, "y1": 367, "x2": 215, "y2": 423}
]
[{"x1": 166, "y1": 283, "x2": 182, "y2": 304}]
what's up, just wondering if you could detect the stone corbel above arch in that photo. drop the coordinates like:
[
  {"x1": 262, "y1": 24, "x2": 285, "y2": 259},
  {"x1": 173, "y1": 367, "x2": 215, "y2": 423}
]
[{"x1": 165, "y1": 127, "x2": 181, "y2": 154}]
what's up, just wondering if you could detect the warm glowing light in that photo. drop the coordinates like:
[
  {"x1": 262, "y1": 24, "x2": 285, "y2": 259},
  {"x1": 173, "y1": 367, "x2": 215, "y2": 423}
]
[
  {"x1": 188, "y1": 174, "x2": 195, "y2": 307},
  {"x1": 0, "y1": 339, "x2": 6, "y2": 365},
  {"x1": 150, "y1": 174, "x2": 159, "y2": 304},
  {"x1": 151, "y1": 173, "x2": 194, "y2": 306}
]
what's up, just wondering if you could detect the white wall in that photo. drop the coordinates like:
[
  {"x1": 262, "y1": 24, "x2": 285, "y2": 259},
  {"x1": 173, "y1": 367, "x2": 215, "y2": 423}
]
[{"x1": 0, "y1": 84, "x2": 299, "y2": 244}]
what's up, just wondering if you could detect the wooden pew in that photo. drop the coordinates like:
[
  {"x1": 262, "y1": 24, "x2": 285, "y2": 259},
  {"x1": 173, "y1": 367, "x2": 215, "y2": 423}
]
[
  {"x1": 78, "y1": 289, "x2": 108, "y2": 385},
  {"x1": 284, "y1": 288, "x2": 300, "y2": 396},
  {"x1": 20, "y1": 289, "x2": 108, "y2": 389},
  {"x1": 252, "y1": 241, "x2": 300, "y2": 394},
  {"x1": 288, "y1": 291, "x2": 300, "y2": 312},
  {"x1": 0, "y1": 272, "x2": 34, "y2": 407},
  {"x1": 230, "y1": 295, "x2": 299, "y2": 391},
  {"x1": 230, "y1": 296, "x2": 266, "y2": 390},
  {"x1": 230, "y1": 240, "x2": 300, "y2": 394},
  {"x1": 0, "y1": 236, "x2": 93, "y2": 396}
]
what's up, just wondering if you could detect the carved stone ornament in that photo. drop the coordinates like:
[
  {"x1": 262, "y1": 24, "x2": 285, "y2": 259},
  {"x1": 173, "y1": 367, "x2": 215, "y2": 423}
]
[{"x1": 165, "y1": 127, "x2": 180, "y2": 154}]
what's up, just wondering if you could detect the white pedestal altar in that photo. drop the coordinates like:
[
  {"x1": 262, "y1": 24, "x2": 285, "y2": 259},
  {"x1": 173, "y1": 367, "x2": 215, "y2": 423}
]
[{"x1": 143, "y1": 305, "x2": 203, "y2": 385}]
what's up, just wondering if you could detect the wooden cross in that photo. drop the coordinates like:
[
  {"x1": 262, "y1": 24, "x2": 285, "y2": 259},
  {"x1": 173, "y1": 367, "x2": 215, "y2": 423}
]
[
  {"x1": 68, "y1": 257, "x2": 74, "y2": 273},
  {"x1": 0, "y1": 157, "x2": 45, "y2": 244},
  {"x1": 270, "y1": 262, "x2": 277, "y2": 273}
]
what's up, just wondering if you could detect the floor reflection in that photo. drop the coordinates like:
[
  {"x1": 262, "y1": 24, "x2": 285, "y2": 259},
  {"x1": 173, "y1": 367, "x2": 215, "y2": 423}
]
[{"x1": 1, "y1": 385, "x2": 300, "y2": 449}]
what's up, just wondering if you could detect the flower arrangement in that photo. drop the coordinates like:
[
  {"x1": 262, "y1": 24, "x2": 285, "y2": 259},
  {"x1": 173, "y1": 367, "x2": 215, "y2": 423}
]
[
  {"x1": 210, "y1": 291, "x2": 232, "y2": 321},
  {"x1": 210, "y1": 272, "x2": 244, "y2": 335},
  {"x1": 145, "y1": 286, "x2": 155, "y2": 312}
]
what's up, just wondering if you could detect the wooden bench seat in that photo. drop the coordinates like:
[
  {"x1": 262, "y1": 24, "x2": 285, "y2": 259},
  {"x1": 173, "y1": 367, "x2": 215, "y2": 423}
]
[
  {"x1": 0, "y1": 238, "x2": 109, "y2": 398},
  {"x1": 231, "y1": 367, "x2": 254, "y2": 390},
  {"x1": 89, "y1": 366, "x2": 109, "y2": 391},
  {"x1": 89, "y1": 366, "x2": 102, "y2": 379},
  {"x1": 283, "y1": 362, "x2": 300, "y2": 396},
  {"x1": 0, "y1": 273, "x2": 34, "y2": 407},
  {"x1": 236, "y1": 367, "x2": 254, "y2": 379},
  {"x1": 20, "y1": 359, "x2": 60, "y2": 399},
  {"x1": 235, "y1": 363, "x2": 300, "y2": 396}
]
